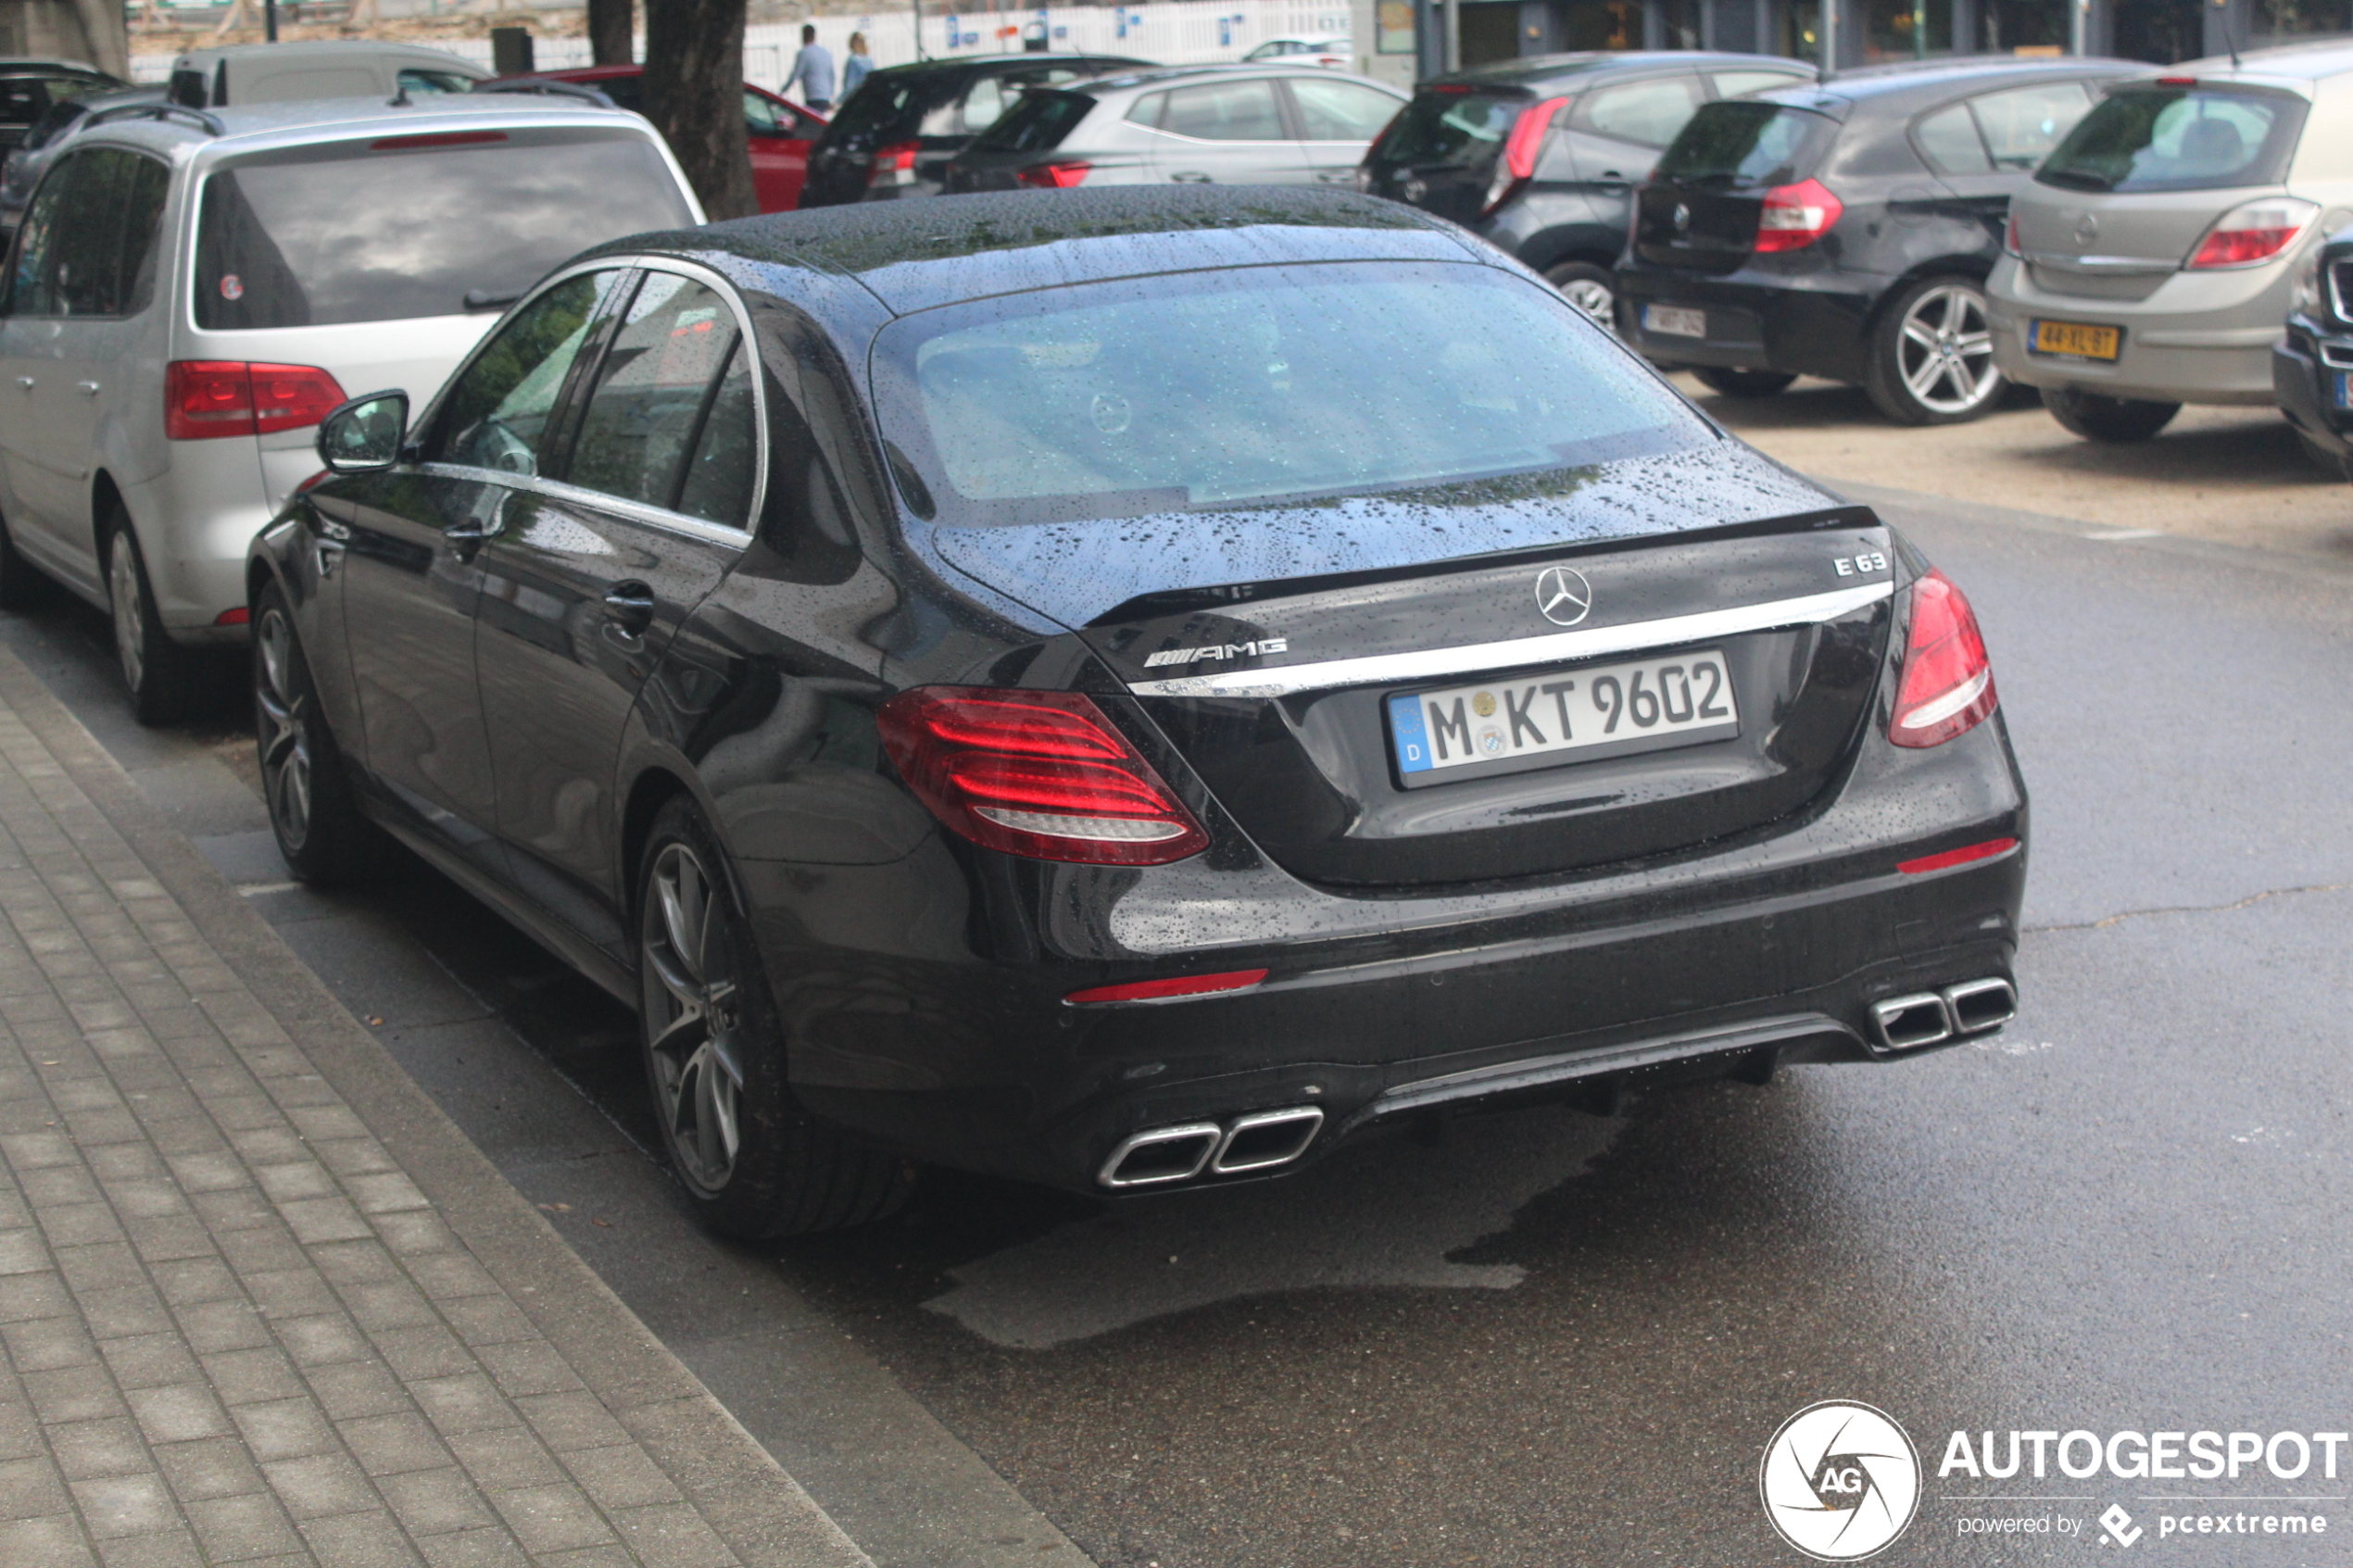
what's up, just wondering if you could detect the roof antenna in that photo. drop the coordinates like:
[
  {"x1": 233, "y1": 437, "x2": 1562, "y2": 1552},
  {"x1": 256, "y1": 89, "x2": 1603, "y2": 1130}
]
[{"x1": 388, "y1": 82, "x2": 411, "y2": 107}]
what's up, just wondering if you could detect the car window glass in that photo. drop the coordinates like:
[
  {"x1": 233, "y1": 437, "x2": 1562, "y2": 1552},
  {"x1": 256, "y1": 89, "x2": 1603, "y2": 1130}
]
[
  {"x1": 1159, "y1": 79, "x2": 1287, "y2": 141},
  {"x1": 1969, "y1": 81, "x2": 2091, "y2": 170},
  {"x1": 963, "y1": 76, "x2": 1007, "y2": 132},
  {"x1": 398, "y1": 69, "x2": 476, "y2": 96},
  {"x1": 743, "y1": 90, "x2": 783, "y2": 134},
  {"x1": 1126, "y1": 91, "x2": 1166, "y2": 129},
  {"x1": 569, "y1": 273, "x2": 744, "y2": 513},
  {"x1": 1576, "y1": 75, "x2": 1703, "y2": 146},
  {"x1": 1289, "y1": 78, "x2": 1400, "y2": 141},
  {"x1": 168, "y1": 69, "x2": 208, "y2": 109},
  {"x1": 1914, "y1": 102, "x2": 1992, "y2": 175},
  {"x1": 673, "y1": 344, "x2": 758, "y2": 527},
  {"x1": 20, "y1": 98, "x2": 84, "y2": 153},
  {"x1": 10, "y1": 149, "x2": 169, "y2": 318},
  {"x1": 5, "y1": 157, "x2": 71, "y2": 314},
  {"x1": 433, "y1": 270, "x2": 623, "y2": 474},
  {"x1": 1712, "y1": 69, "x2": 1806, "y2": 97}
]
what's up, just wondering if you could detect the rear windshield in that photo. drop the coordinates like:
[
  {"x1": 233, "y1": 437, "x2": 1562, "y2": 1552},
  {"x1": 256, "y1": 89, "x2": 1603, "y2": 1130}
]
[
  {"x1": 971, "y1": 88, "x2": 1096, "y2": 153},
  {"x1": 822, "y1": 71, "x2": 951, "y2": 144},
  {"x1": 1372, "y1": 90, "x2": 1524, "y2": 169},
  {"x1": 194, "y1": 131, "x2": 693, "y2": 330},
  {"x1": 873, "y1": 262, "x2": 1708, "y2": 527},
  {"x1": 2037, "y1": 86, "x2": 2307, "y2": 193},
  {"x1": 1655, "y1": 101, "x2": 1836, "y2": 187}
]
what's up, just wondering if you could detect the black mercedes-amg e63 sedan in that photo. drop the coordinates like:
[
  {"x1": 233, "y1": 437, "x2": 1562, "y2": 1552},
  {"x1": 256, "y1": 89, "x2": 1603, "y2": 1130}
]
[{"x1": 251, "y1": 186, "x2": 2027, "y2": 1237}]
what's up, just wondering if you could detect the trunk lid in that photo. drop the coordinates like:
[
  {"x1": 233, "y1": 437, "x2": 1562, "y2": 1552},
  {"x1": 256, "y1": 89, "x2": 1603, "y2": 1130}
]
[
  {"x1": 1636, "y1": 100, "x2": 1841, "y2": 274},
  {"x1": 928, "y1": 452, "x2": 1891, "y2": 890},
  {"x1": 1363, "y1": 86, "x2": 1532, "y2": 227}
]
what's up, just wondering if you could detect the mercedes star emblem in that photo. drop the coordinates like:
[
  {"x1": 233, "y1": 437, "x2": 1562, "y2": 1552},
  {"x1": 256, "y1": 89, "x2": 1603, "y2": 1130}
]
[
  {"x1": 1533, "y1": 565, "x2": 1593, "y2": 627},
  {"x1": 1673, "y1": 202, "x2": 1692, "y2": 232}
]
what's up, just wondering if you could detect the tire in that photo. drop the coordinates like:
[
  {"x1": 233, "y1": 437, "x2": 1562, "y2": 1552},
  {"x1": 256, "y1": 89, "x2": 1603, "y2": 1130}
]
[
  {"x1": 1545, "y1": 261, "x2": 1616, "y2": 326},
  {"x1": 1693, "y1": 366, "x2": 1798, "y2": 399},
  {"x1": 253, "y1": 582, "x2": 393, "y2": 886},
  {"x1": 105, "y1": 509, "x2": 200, "y2": 726},
  {"x1": 0, "y1": 509, "x2": 44, "y2": 611},
  {"x1": 2044, "y1": 385, "x2": 2181, "y2": 444},
  {"x1": 636, "y1": 796, "x2": 914, "y2": 1239},
  {"x1": 1864, "y1": 276, "x2": 2005, "y2": 425},
  {"x1": 2294, "y1": 428, "x2": 2352, "y2": 482}
]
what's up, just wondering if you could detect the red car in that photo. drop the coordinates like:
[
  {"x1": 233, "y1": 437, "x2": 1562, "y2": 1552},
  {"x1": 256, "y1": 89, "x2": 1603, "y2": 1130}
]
[{"x1": 488, "y1": 64, "x2": 825, "y2": 211}]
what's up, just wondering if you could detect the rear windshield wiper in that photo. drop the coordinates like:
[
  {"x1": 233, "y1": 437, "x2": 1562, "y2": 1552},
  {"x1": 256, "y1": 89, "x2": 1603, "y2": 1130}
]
[
  {"x1": 463, "y1": 287, "x2": 524, "y2": 312},
  {"x1": 2038, "y1": 167, "x2": 2114, "y2": 192}
]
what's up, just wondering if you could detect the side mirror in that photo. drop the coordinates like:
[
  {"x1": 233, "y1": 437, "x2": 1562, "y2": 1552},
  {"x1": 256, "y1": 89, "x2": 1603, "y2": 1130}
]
[{"x1": 316, "y1": 390, "x2": 409, "y2": 473}]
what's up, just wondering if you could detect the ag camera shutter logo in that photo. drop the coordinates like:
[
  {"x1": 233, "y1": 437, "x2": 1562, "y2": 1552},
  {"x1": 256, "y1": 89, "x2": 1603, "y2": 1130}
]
[{"x1": 1761, "y1": 1401, "x2": 1922, "y2": 1561}]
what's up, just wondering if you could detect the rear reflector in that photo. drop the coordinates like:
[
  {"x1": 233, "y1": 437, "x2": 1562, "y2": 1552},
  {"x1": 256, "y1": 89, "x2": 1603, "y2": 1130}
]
[
  {"x1": 1754, "y1": 177, "x2": 1843, "y2": 253},
  {"x1": 877, "y1": 687, "x2": 1211, "y2": 866},
  {"x1": 1898, "y1": 837, "x2": 2018, "y2": 876},
  {"x1": 1890, "y1": 568, "x2": 1998, "y2": 747},
  {"x1": 1066, "y1": 969, "x2": 1268, "y2": 1005},
  {"x1": 165, "y1": 361, "x2": 347, "y2": 441},
  {"x1": 371, "y1": 131, "x2": 509, "y2": 150}
]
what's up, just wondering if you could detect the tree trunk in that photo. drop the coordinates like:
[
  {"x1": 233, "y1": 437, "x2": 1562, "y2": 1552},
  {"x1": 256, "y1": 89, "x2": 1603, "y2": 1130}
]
[
  {"x1": 588, "y1": 0, "x2": 634, "y2": 66},
  {"x1": 645, "y1": 0, "x2": 758, "y2": 220}
]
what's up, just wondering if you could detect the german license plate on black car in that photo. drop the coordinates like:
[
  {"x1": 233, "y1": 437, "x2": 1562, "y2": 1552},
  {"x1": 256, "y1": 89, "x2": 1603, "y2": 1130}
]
[
  {"x1": 1387, "y1": 651, "x2": 1740, "y2": 787},
  {"x1": 2334, "y1": 370, "x2": 2351, "y2": 410}
]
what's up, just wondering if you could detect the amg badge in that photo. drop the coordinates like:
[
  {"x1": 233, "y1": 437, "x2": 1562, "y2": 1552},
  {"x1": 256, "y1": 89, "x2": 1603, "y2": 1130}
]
[{"x1": 1141, "y1": 638, "x2": 1290, "y2": 669}]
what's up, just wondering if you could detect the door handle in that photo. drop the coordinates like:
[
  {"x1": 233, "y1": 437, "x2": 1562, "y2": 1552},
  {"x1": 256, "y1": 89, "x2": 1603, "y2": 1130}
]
[
  {"x1": 12, "y1": 376, "x2": 31, "y2": 389},
  {"x1": 76, "y1": 381, "x2": 99, "y2": 396},
  {"x1": 1169, "y1": 171, "x2": 1213, "y2": 183},
  {"x1": 602, "y1": 582, "x2": 656, "y2": 637},
  {"x1": 443, "y1": 519, "x2": 495, "y2": 543}
]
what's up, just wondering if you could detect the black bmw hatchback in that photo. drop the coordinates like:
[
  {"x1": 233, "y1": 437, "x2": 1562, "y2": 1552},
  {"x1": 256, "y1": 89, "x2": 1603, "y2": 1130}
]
[
  {"x1": 1617, "y1": 56, "x2": 2137, "y2": 422},
  {"x1": 254, "y1": 188, "x2": 2027, "y2": 1238}
]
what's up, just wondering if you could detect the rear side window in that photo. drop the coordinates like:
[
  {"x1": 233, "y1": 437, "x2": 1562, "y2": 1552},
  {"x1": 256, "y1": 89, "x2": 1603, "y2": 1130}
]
[
  {"x1": 1372, "y1": 90, "x2": 1521, "y2": 168},
  {"x1": 6, "y1": 148, "x2": 169, "y2": 318},
  {"x1": 1157, "y1": 79, "x2": 1287, "y2": 141},
  {"x1": 1289, "y1": 78, "x2": 1401, "y2": 141},
  {"x1": 1713, "y1": 69, "x2": 1807, "y2": 98},
  {"x1": 568, "y1": 273, "x2": 747, "y2": 515},
  {"x1": 972, "y1": 89, "x2": 1098, "y2": 153},
  {"x1": 1914, "y1": 102, "x2": 1991, "y2": 175},
  {"x1": 194, "y1": 132, "x2": 695, "y2": 330},
  {"x1": 1968, "y1": 80, "x2": 2092, "y2": 170},
  {"x1": 1574, "y1": 75, "x2": 1703, "y2": 147},
  {"x1": 398, "y1": 69, "x2": 476, "y2": 96},
  {"x1": 1655, "y1": 101, "x2": 1837, "y2": 187},
  {"x1": 2039, "y1": 86, "x2": 2307, "y2": 193}
]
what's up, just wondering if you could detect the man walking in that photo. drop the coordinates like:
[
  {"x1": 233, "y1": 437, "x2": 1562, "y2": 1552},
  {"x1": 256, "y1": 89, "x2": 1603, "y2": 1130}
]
[{"x1": 784, "y1": 24, "x2": 837, "y2": 112}]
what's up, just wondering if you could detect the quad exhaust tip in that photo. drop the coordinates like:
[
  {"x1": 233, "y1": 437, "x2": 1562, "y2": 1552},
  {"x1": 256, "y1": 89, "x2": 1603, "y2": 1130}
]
[
  {"x1": 1099, "y1": 1106, "x2": 1326, "y2": 1189},
  {"x1": 1869, "y1": 977, "x2": 2017, "y2": 1052}
]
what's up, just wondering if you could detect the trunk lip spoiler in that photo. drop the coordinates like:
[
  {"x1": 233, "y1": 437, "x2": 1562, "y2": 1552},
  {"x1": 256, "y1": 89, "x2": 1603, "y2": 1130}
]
[{"x1": 1123, "y1": 580, "x2": 1894, "y2": 699}]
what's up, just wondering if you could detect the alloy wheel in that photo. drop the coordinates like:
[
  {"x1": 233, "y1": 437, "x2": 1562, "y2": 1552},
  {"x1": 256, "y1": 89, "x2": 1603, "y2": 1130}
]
[
  {"x1": 1557, "y1": 276, "x2": 1614, "y2": 325},
  {"x1": 255, "y1": 608, "x2": 313, "y2": 852},
  {"x1": 641, "y1": 841, "x2": 746, "y2": 1195},
  {"x1": 1895, "y1": 282, "x2": 1999, "y2": 416},
  {"x1": 108, "y1": 539, "x2": 145, "y2": 694}
]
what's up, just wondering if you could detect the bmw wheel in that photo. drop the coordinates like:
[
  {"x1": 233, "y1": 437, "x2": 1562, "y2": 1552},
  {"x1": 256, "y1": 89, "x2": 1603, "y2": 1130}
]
[
  {"x1": 1545, "y1": 261, "x2": 1617, "y2": 327},
  {"x1": 1866, "y1": 276, "x2": 2005, "y2": 425},
  {"x1": 636, "y1": 796, "x2": 912, "y2": 1238},
  {"x1": 253, "y1": 582, "x2": 389, "y2": 886}
]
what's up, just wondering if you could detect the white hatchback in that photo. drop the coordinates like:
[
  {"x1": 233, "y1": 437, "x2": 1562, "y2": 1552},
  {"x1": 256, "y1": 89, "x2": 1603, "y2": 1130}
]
[{"x1": 0, "y1": 94, "x2": 701, "y2": 721}]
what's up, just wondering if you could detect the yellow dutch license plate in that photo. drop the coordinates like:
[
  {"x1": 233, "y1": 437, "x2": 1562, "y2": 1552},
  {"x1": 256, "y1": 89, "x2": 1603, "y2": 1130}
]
[{"x1": 2029, "y1": 319, "x2": 2121, "y2": 361}]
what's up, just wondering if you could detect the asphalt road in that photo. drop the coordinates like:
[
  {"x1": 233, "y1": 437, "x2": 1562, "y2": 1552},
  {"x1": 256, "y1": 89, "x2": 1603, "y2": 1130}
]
[{"x1": 5, "y1": 462, "x2": 2349, "y2": 1568}]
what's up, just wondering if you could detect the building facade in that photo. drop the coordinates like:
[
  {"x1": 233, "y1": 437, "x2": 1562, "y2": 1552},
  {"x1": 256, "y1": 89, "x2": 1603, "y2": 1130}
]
[{"x1": 1350, "y1": 0, "x2": 2351, "y2": 89}]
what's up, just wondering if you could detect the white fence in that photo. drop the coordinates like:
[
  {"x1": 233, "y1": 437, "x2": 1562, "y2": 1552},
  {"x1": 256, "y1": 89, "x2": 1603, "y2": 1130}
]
[{"x1": 132, "y1": 1, "x2": 1357, "y2": 90}]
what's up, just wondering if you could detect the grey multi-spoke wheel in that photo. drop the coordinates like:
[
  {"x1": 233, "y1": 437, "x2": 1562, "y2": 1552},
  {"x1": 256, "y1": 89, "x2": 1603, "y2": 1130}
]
[
  {"x1": 634, "y1": 797, "x2": 913, "y2": 1238},
  {"x1": 105, "y1": 510, "x2": 199, "y2": 725},
  {"x1": 1545, "y1": 261, "x2": 1617, "y2": 327},
  {"x1": 251, "y1": 582, "x2": 387, "y2": 886},
  {"x1": 1867, "y1": 276, "x2": 2004, "y2": 425}
]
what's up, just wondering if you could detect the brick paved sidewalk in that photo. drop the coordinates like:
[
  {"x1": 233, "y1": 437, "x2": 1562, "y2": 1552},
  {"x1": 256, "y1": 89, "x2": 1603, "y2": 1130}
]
[{"x1": 0, "y1": 646, "x2": 870, "y2": 1567}]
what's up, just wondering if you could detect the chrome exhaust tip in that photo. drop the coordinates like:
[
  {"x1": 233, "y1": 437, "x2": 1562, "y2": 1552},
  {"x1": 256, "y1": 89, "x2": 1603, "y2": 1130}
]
[
  {"x1": 1869, "y1": 992, "x2": 1954, "y2": 1052},
  {"x1": 1211, "y1": 1107, "x2": 1324, "y2": 1174},
  {"x1": 1098, "y1": 1123, "x2": 1222, "y2": 1188},
  {"x1": 1942, "y1": 976, "x2": 2017, "y2": 1035}
]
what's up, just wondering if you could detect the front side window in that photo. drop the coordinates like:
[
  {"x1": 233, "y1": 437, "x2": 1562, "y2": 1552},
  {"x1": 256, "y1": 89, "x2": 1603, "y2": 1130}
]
[
  {"x1": 195, "y1": 131, "x2": 694, "y2": 330},
  {"x1": 6, "y1": 148, "x2": 169, "y2": 318},
  {"x1": 2040, "y1": 86, "x2": 2307, "y2": 193},
  {"x1": 874, "y1": 262, "x2": 1708, "y2": 527},
  {"x1": 431, "y1": 270, "x2": 625, "y2": 474},
  {"x1": 568, "y1": 273, "x2": 749, "y2": 516},
  {"x1": 1158, "y1": 79, "x2": 1287, "y2": 142}
]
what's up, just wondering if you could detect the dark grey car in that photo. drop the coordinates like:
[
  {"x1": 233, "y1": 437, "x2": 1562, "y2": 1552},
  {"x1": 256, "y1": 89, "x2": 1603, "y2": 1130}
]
[
  {"x1": 1359, "y1": 51, "x2": 1814, "y2": 320},
  {"x1": 0, "y1": 84, "x2": 165, "y2": 245},
  {"x1": 946, "y1": 65, "x2": 1403, "y2": 194}
]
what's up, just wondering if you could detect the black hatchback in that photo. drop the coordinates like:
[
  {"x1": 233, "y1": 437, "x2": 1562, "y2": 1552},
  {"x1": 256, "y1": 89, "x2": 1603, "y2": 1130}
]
[
  {"x1": 1359, "y1": 51, "x2": 1814, "y2": 320},
  {"x1": 255, "y1": 188, "x2": 2027, "y2": 1237},
  {"x1": 1617, "y1": 56, "x2": 2138, "y2": 422},
  {"x1": 799, "y1": 54, "x2": 1151, "y2": 207}
]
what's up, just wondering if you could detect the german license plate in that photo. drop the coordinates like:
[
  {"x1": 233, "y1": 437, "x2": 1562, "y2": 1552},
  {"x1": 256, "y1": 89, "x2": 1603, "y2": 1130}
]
[
  {"x1": 2028, "y1": 318, "x2": 2120, "y2": 361},
  {"x1": 1644, "y1": 304, "x2": 1707, "y2": 339},
  {"x1": 1387, "y1": 651, "x2": 1740, "y2": 786},
  {"x1": 2334, "y1": 370, "x2": 2351, "y2": 410}
]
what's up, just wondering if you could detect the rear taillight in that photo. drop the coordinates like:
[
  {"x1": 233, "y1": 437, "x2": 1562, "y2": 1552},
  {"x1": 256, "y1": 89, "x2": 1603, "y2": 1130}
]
[
  {"x1": 1482, "y1": 95, "x2": 1567, "y2": 215},
  {"x1": 1754, "y1": 177, "x2": 1843, "y2": 254},
  {"x1": 869, "y1": 139, "x2": 919, "y2": 188},
  {"x1": 876, "y1": 687, "x2": 1211, "y2": 865},
  {"x1": 2186, "y1": 195, "x2": 2317, "y2": 270},
  {"x1": 2003, "y1": 210, "x2": 2022, "y2": 257},
  {"x1": 1015, "y1": 159, "x2": 1090, "y2": 189},
  {"x1": 165, "y1": 360, "x2": 346, "y2": 441},
  {"x1": 1890, "y1": 569, "x2": 1997, "y2": 748}
]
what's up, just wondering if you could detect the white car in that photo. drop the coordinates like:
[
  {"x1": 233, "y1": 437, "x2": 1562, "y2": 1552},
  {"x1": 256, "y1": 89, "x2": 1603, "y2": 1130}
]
[
  {"x1": 166, "y1": 40, "x2": 489, "y2": 107},
  {"x1": 0, "y1": 94, "x2": 701, "y2": 721},
  {"x1": 1241, "y1": 36, "x2": 1353, "y2": 68}
]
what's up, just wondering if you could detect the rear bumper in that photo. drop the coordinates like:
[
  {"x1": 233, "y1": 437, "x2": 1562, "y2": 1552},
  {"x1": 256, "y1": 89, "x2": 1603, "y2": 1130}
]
[
  {"x1": 762, "y1": 710, "x2": 2029, "y2": 1196},
  {"x1": 1614, "y1": 258, "x2": 1882, "y2": 382},
  {"x1": 1987, "y1": 253, "x2": 2290, "y2": 406}
]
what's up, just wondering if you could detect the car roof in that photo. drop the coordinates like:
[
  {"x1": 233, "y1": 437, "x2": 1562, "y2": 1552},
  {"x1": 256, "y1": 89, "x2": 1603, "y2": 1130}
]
[
  {"x1": 1078, "y1": 62, "x2": 1399, "y2": 93},
  {"x1": 863, "y1": 54, "x2": 1150, "y2": 82},
  {"x1": 1747, "y1": 54, "x2": 2144, "y2": 110},
  {"x1": 73, "y1": 94, "x2": 659, "y2": 161},
  {"x1": 0, "y1": 57, "x2": 109, "y2": 76},
  {"x1": 170, "y1": 40, "x2": 491, "y2": 74},
  {"x1": 592, "y1": 185, "x2": 1487, "y2": 318},
  {"x1": 2165, "y1": 38, "x2": 2353, "y2": 82},
  {"x1": 1428, "y1": 50, "x2": 1815, "y2": 89}
]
